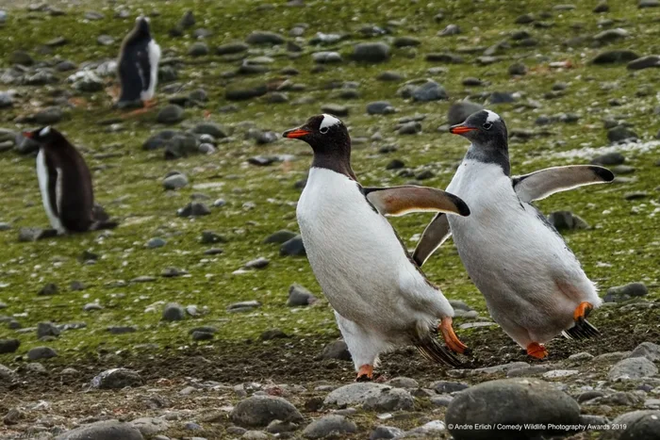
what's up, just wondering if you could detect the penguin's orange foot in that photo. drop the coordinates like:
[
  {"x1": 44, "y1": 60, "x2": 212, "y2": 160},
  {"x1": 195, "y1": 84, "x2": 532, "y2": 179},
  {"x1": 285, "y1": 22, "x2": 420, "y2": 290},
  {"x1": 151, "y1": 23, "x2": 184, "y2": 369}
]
[
  {"x1": 573, "y1": 301, "x2": 593, "y2": 323},
  {"x1": 526, "y1": 342, "x2": 548, "y2": 359},
  {"x1": 143, "y1": 98, "x2": 158, "y2": 109},
  {"x1": 440, "y1": 317, "x2": 470, "y2": 355},
  {"x1": 356, "y1": 364, "x2": 373, "y2": 382}
]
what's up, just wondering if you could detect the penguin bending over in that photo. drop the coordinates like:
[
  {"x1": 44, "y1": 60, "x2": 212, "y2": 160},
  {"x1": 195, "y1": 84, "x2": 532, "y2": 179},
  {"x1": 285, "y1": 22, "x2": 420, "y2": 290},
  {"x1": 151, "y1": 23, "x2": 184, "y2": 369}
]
[
  {"x1": 283, "y1": 114, "x2": 471, "y2": 380},
  {"x1": 116, "y1": 16, "x2": 161, "y2": 110},
  {"x1": 413, "y1": 110, "x2": 614, "y2": 359},
  {"x1": 23, "y1": 126, "x2": 117, "y2": 235}
]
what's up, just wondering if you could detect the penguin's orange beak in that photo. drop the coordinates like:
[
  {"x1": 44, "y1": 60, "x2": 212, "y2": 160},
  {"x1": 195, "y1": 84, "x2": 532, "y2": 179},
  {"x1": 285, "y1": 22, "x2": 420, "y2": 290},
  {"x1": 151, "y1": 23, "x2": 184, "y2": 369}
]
[
  {"x1": 283, "y1": 128, "x2": 311, "y2": 139},
  {"x1": 449, "y1": 125, "x2": 477, "y2": 135}
]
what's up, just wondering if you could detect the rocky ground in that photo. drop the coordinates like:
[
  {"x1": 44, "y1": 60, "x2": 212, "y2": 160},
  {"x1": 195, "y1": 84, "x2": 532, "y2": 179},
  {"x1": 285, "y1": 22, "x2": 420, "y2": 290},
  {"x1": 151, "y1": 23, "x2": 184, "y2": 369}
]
[{"x1": 1, "y1": 0, "x2": 660, "y2": 438}]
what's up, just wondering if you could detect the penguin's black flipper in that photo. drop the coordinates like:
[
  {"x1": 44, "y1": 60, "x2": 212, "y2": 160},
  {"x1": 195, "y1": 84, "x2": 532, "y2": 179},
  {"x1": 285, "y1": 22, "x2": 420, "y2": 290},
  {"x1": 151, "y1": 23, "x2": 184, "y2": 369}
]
[
  {"x1": 412, "y1": 213, "x2": 451, "y2": 267},
  {"x1": 362, "y1": 185, "x2": 470, "y2": 218},
  {"x1": 512, "y1": 165, "x2": 614, "y2": 203}
]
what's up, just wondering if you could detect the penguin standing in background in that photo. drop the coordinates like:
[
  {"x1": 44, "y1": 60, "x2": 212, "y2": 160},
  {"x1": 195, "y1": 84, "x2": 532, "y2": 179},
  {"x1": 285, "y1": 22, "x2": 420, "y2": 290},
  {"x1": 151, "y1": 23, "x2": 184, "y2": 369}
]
[
  {"x1": 116, "y1": 16, "x2": 161, "y2": 110},
  {"x1": 23, "y1": 126, "x2": 117, "y2": 234},
  {"x1": 283, "y1": 114, "x2": 471, "y2": 381},
  {"x1": 413, "y1": 109, "x2": 614, "y2": 360}
]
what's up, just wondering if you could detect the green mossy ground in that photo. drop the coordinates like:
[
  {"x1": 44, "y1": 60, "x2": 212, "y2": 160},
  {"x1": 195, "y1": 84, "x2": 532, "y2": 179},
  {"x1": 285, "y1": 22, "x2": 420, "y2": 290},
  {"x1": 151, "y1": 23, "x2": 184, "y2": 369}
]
[{"x1": 0, "y1": 0, "x2": 659, "y2": 365}]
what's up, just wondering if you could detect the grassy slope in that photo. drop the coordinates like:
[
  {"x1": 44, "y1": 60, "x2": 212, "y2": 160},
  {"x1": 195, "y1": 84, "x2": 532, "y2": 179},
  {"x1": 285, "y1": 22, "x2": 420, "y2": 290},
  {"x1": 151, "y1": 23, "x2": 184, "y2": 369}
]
[{"x1": 0, "y1": 0, "x2": 659, "y2": 362}]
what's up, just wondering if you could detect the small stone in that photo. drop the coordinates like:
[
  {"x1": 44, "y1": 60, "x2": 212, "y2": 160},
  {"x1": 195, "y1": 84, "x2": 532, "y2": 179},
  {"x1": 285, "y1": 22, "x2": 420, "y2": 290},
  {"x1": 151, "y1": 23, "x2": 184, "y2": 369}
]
[
  {"x1": 592, "y1": 50, "x2": 640, "y2": 65},
  {"x1": 264, "y1": 230, "x2": 297, "y2": 244},
  {"x1": 609, "y1": 357, "x2": 658, "y2": 381},
  {"x1": 55, "y1": 420, "x2": 144, "y2": 440},
  {"x1": 352, "y1": 42, "x2": 391, "y2": 63},
  {"x1": 608, "y1": 126, "x2": 638, "y2": 143},
  {"x1": 312, "y1": 51, "x2": 342, "y2": 64},
  {"x1": 439, "y1": 24, "x2": 460, "y2": 36},
  {"x1": 630, "y1": 342, "x2": 660, "y2": 362},
  {"x1": 201, "y1": 231, "x2": 227, "y2": 244},
  {"x1": 27, "y1": 346, "x2": 57, "y2": 360},
  {"x1": 97, "y1": 35, "x2": 115, "y2": 46},
  {"x1": 398, "y1": 121, "x2": 421, "y2": 135},
  {"x1": 147, "y1": 237, "x2": 167, "y2": 248},
  {"x1": 393, "y1": 36, "x2": 421, "y2": 48},
  {"x1": 37, "y1": 322, "x2": 61, "y2": 339},
  {"x1": 228, "y1": 300, "x2": 262, "y2": 312},
  {"x1": 246, "y1": 31, "x2": 286, "y2": 45},
  {"x1": 163, "y1": 173, "x2": 188, "y2": 190},
  {"x1": 508, "y1": 62, "x2": 527, "y2": 75},
  {"x1": 370, "y1": 425, "x2": 405, "y2": 439},
  {"x1": 547, "y1": 211, "x2": 589, "y2": 230},
  {"x1": 231, "y1": 396, "x2": 304, "y2": 427},
  {"x1": 92, "y1": 368, "x2": 144, "y2": 389},
  {"x1": 386, "y1": 377, "x2": 418, "y2": 388},
  {"x1": 107, "y1": 326, "x2": 136, "y2": 334},
  {"x1": 280, "y1": 236, "x2": 305, "y2": 256},
  {"x1": 162, "y1": 303, "x2": 186, "y2": 322},
  {"x1": 38, "y1": 283, "x2": 58, "y2": 296},
  {"x1": 192, "y1": 331, "x2": 214, "y2": 341},
  {"x1": 411, "y1": 81, "x2": 447, "y2": 102},
  {"x1": 302, "y1": 415, "x2": 357, "y2": 439},
  {"x1": 157, "y1": 105, "x2": 185, "y2": 124},
  {"x1": 319, "y1": 340, "x2": 351, "y2": 361},
  {"x1": 260, "y1": 329, "x2": 289, "y2": 341},
  {"x1": 377, "y1": 71, "x2": 404, "y2": 81},
  {"x1": 35, "y1": 107, "x2": 64, "y2": 125},
  {"x1": 639, "y1": 0, "x2": 660, "y2": 8},
  {"x1": 591, "y1": 152, "x2": 625, "y2": 166},
  {"x1": 325, "y1": 383, "x2": 413, "y2": 411},
  {"x1": 430, "y1": 380, "x2": 469, "y2": 393},
  {"x1": 10, "y1": 50, "x2": 34, "y2": 66},
  {"x1": 367, "y1": 101, "x2": 395, "y2": 115},
  {"x1": 0, "y1": 339, "x2": 20, "y2": 354},
  {"x1": 188, "y1": 42, "x2": 209, "y2": 56},
  {"x1": 287, "y1": 284, "x2": 317, "y2": 306},
  {"x1": 603, "y1": 282, "x2": 648, "y2": 302},
  {"x1": 217, "y1": 42, "x2": 249, "y2": 55},
  {"x1": 131, "y1": 417, "x2": 170, "y2": 437},
  {"x1": 386, "y1": 159, "x2": 405, "y2": 170},
  {"x1": 245, "y1": 257, "x2": 270, "y2": 269}
]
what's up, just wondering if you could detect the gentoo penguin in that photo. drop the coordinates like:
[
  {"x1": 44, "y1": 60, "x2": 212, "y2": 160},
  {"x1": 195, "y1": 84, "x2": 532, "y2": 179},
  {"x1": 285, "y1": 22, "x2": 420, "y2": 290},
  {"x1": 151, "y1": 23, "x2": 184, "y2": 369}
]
[
  {"x1": 283, "y1": 114, "x2": 471, "y2": 380},
  {"x1": 116, "y1": 16, "x2": 161, "y2": 109},
  {"x1": 413, "y1": 110, "x2": 614, "y2": 359},
  {"x1": 23, "y1": 126, "x2": 117, "y2": 234}
]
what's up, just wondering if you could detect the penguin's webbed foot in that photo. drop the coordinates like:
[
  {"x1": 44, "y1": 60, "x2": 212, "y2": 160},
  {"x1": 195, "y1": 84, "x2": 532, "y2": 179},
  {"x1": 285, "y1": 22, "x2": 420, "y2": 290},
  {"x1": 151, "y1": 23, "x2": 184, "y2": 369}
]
[
  {"x1": 440, "y1": 317, "x2": 470, "y2": 355},
  {"x1": 355, "y1": 364, "x2": 373, "y2": 382},
  {"x1": 526, "y1": 342, "x2": 548, "y2": 360}
]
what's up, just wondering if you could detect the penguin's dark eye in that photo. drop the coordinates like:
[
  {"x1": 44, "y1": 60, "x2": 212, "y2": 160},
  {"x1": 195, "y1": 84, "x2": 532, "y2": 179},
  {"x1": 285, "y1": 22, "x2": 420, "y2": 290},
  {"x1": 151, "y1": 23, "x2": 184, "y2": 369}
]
[
  {"x1": 482, "y1": 122, "x2": 493, "y2": 130},
  {"x1": 319, "y1": 126, "x2": 329, "y2": 134}
]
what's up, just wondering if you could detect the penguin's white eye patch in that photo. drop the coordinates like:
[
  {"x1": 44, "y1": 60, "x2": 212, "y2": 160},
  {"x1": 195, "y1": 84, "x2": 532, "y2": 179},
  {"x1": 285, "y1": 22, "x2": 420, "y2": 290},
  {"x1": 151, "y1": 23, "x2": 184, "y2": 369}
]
[
  {"x1": 319, "y1": 114, "x2": 340, "y2": 130},
  {"x1": 319, "y1": 126, "x2": 329, "y2": 134},
  {"x1": 482, "y1": 122, "x2": 493, "y2": 130},
  {"x1": 39, "y1": 126, "x2": 51, "y2": 137}
]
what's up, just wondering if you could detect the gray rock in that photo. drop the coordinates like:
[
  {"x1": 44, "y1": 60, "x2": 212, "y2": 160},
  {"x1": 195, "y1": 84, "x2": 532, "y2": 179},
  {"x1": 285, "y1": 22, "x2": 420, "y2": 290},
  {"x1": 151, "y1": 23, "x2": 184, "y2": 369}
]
[
  {"x1": 27, "y1": 346, "x2": 57, "y2": 360},
  {"x1": 547, "y1": 211, "x2": 590, "y2": 230},
  {"x1": 489, "y1": 91, "x2": 516, "y2": 104},
  {"x1": 431, "y1": 394, "x2": 454, "y2": 406},
  {"x1": 264, "y1": 230, "x2": 297, "y2": 244},
  {"x1": 178, "y1": 202, "x2": 211, "y2": 217},
  {"x1": 10, "y1": 50, "x2": 34, "y2": 66},
  {"x1": 193, "y1": 123, "x2": 228, "y2": 138},
  {"x1": 319, "y1": 340, "x2": 351, "y2": 361},
  {"x1": 411, "y1": 81, "x2": 447, "y2": 101},
  {"x1": 201, "y1": 231, "x2": 227, "y2": 244},
  {"x1": 367, "y1": 101, "x2": 395, "y2": 115},
  {"x1": 370, "y1": 426, "x2": 405, "y2": 439},
  {"x1": 55, "y1": 420, "x2": 144, "y2": 440},
  {"x1": 447, "y1": 101, "x2": 483, "y2": 125},
  {"x1": 226, "y1": 84, "x2": 268, "y2": 101},
  {"x1": 92, "y1": 368, "x2": 144, "y2": 389},
  {"x1": 352, "y1": 42, "x2": 391, "y2": 63},
  {"x1": 611, "y1": 410, "x2": 660, "y2": 439},
  {"x1": 280, "y1": 236, "x2": 305, "y2": 256},
  {"x1": 377, "y1": 71, "x2": 404, "y2": 81},
  {"x1": 639, "y1": 0, "x2": 660, "y2": 7},
  {"x1": 162, "y1": 303, "x2": 186, "y2": 321},
  {"x1": 37, "y1": 322, "x2": 61, "y2": 339},
  {"x1": 627, "y1": 55, "x2": 660, "y2": 70},
  {"x1": 157, "y1": 105, "x2": 185, "y2": 124},
  {"x1": 228, "y1": 300, "x2": 262, "y2": 312},
  {"x1": 446, "y1": 378, "x2": 580, "y2": 440},
  {"x1": 246, "y1": 31, "x2": 285, "y2": 45},
  {"x1": 591, "y1": 152, "x2": 625, "y2": 166},
  {"x1": 608, "y1": 126, "x2": 638, "y2": 143},
  {"x1": 192, "y1": 330, "x2": 214, "y2": 341},
  {"x1": 0, "y1": 364, "x2": 15, "y2": 382},
  {"x1": 147, "y1": 237, "x2": 167, "y2": 248},
  {"x1": 35, "y1": 107, "x2": 64, "y2": 124},
  {"x1": 592, "y1": 50, "x2": 640, "y2": 65},
  {"x1": 593, "y1": 1, "x2": 609, "y2": 12},
  {"x1": 97, "y1": 35, "x2": 115, "y2": 46},
  {"x1": 398, "y1": 121, "x2": 421, "y2": 135},
  {"x1": 594, "y1": 28, "x2": 629, "y2": 44},
  {"x1": 130, "y1": 417, "x2": 169, "y2": 437},
  {"x1": 38, "y1": 283, "x2": 59, "y2": 295},
  {"x1": 439, "y1": 24, "x2": 461, "y2": 36},
  {"x1": 107, "y1": 326, "x2": 136, "y2": 334},
  {"x1": 287, "y1": 284, "x2": 317, "y2": 306},
  {"x1": 608, "y1": 357, "x2": 658, "y2": 381},
  {"x1": 603, "y1": 282, "x2": 648, "y2": 302},
  {"x1": 244, "y1": 257, "x2": 269, "y2": 269},
  {"x1": 188, "y1": 42, "x2": 209, "y2": 56},
  {"x1": 163, "y1": 173, "x2": 188, "y2": 190},
  {"x1": 0, "y1": 339, "x2": 20, "y2": 354},
  {"x1": 324, "y1": 383, "x2": 413, "y2": 411},
  {"x1": 394, "y1": 36, "x2": 421, "y2": 48},
  {"x1": 0, "y1": 92, "x2": 13, "y2": 108},
  {"x1": 217, "y1": 42, "x2": 249, "y2": 54},
  {"x1": 312, "y1": 51, "x2": 342, "y2": 63},
  {"x1": 231, "y1": 396, "x2": 303, "y2": 427},
  {"x1": 302, "y1": 415, "x2": 357, "y2": 439},
  {"x1": 260, "y1": 329, "x2": 289, "y2": 340},
  {"x1": 509, "y1": 62, "x2": 527, "y2": 75},
  {"x1": 430, "y1": 380, "x2": 469, "y2": 393},
  {"x1": 630, "y1": 342, "x2": 660, "y2": 362},
  {"x1": 320, "y1": 103, "x2": 348, "y2": 117}
]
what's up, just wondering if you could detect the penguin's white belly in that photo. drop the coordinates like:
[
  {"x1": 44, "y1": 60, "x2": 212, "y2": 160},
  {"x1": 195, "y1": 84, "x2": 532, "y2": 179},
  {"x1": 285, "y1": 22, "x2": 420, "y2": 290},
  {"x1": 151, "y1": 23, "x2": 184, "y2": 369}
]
[
  {"x1": 297, "y1": 168, "x2": 447, "y2": 335},
  {"x1": 141, "y1": 40, "x2": 161, "y2": 101},
  {"x1": 36, "y1": 150, "x2": 65, "y2": 234},
  {"x1": 447, "y1": 160, "x2": 598, "y2": 343}
]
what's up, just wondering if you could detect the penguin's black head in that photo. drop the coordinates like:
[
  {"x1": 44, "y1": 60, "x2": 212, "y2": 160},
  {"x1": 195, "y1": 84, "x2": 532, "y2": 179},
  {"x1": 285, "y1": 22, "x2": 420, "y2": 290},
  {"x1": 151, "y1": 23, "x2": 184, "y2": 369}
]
[
  {"x1": 22, "y1": 126, "x2": 66, "y2": 147},
  {"x1": 283, "y1": 114, "x2": 355, "y2": 179},
  {"x1": 282, "y1": 114, "x2": 351, "y2": 155},
  {"x1": 134, "y1": 15, "x2": 152, "y2": 37},
  {"x1": 450, "y1": 110, "x2": 508, "y2": 151}
]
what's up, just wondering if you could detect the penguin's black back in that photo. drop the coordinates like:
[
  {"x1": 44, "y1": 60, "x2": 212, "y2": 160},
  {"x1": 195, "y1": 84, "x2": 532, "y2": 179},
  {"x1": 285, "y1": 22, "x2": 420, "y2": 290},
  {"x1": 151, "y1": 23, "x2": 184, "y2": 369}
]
[
  {"x1": 118, "y1": 19, "x2": 153, "y2": 103},
  {"x1": 43, "y1": 134, "x2": 95, "y2": 232}
]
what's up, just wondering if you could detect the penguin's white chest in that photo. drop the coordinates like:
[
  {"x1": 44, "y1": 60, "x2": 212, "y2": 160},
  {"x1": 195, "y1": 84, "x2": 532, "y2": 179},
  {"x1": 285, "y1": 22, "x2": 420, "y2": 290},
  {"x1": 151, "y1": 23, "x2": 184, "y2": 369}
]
[
  {"x1": 296, "y1": 168, "x2": 418, "y2": 326},
  {"x1": 36, "y1": 149, "x2": 65, "y2": 234}
]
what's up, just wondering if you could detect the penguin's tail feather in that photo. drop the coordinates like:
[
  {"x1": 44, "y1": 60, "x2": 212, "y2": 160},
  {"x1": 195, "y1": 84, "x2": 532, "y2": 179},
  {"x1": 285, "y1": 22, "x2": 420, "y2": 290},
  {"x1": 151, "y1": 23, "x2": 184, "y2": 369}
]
[
  {"x1": 563, "y1": 319, "x2": 600, "y2": 340},
  {"x1": 414, "y1": 330, "x2": 463, "y2": 368}
]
